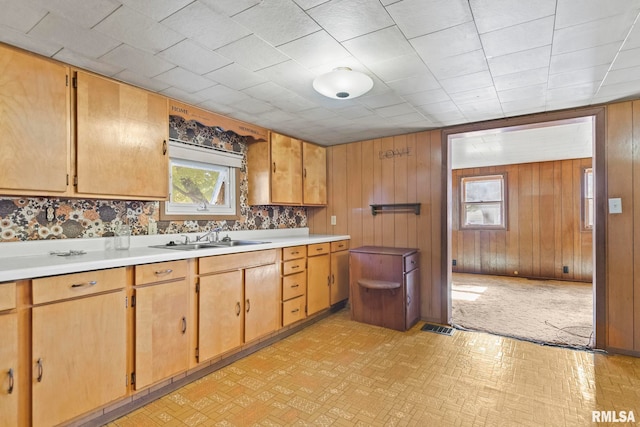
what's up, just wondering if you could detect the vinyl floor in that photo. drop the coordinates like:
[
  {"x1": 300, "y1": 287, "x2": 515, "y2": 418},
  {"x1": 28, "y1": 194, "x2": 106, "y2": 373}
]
[{"x1": 108, "y1": 309, "x2": 640, "y2": 426}]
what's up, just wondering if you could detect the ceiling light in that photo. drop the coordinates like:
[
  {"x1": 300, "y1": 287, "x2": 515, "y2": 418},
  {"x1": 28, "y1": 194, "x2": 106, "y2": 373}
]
[{"x1": 312, "y1": 67, "x2": 373, "y2": 100}]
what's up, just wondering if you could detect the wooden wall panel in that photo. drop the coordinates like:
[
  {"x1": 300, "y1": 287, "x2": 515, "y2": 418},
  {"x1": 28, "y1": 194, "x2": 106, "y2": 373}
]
[
  {"x1": 311, "y1": 131, "x2": 444, "y2": 322},
  {"x1": 450, "y1": 158, "x2": 593, "y2": 282},
  {"x1": 634, "y1": 100, "x2": 640, "y2": 352}
]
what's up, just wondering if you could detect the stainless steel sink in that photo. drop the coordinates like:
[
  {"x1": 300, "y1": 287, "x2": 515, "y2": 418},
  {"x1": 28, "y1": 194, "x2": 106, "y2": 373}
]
[{"x1": 149, "y1": 240, "x2": 269, "y2": 251}]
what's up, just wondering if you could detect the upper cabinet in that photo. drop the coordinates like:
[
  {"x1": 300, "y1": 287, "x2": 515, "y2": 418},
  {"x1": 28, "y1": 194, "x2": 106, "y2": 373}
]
[
  {"x1": 247, "y1": 131, "x2": 326, "y2": 206},
  {"x1": 0, "y1": 44, "x2": 70, "y2": 196},
  {"x1": 75, "y1": 71, "x2": 168, "y2": 200}
]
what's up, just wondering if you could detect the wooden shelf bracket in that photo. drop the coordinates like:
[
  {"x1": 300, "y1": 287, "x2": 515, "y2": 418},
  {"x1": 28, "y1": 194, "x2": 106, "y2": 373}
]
[{"x1": 370, "y1": 203, "x2": 421, "y2": 216}]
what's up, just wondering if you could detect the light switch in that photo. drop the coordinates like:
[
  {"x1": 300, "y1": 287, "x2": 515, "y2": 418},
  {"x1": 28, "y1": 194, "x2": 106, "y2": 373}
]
[
  {"x1": 330, "y1": 215, "x2": 337, "y2": 225},
  {"x1": 608, "y1": 198, "x2": 622, "y2": 214}
]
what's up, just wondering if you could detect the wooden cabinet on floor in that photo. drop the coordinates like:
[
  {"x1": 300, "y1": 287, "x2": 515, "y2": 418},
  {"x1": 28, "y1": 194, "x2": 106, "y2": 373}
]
[
  {"x1": 330, "y1": 240, "x2": 350, "y2": 305},
  {"x1": 281, "y1": 246, "x2": 307, "y2": 327},
  {"x1": 245, "y1": 263, "x2": 280, "y2": 342},
  {"x1": 134, "y1": 261, "x2": 189, "y2": 390},
  {"x1": 75, "y1": 71, "x2": 169, "y2": 200},
  {"x1": 0, "y1": 283, "x2": 17, "y2": 427},
  {"x1": 31, "y1": 269, "x2": 127, "y2": 427},
  {"x1": 0, "y1": 44, "x2": 70, "y2": 197},
  {"x1": 307, "y1": 243, "x2": 331, "y2": 316}
]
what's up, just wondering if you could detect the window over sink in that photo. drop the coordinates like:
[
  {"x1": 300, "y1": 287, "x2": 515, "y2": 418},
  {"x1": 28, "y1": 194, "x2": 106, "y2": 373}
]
[{"x1": 159, "y1": 140, "x2": 241, "y2": 220}]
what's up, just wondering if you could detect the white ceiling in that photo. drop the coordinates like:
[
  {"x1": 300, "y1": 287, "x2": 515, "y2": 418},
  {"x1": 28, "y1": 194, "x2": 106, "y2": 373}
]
[{"x1": 1, "y1": 0, "x2": 639, "y2": 146}]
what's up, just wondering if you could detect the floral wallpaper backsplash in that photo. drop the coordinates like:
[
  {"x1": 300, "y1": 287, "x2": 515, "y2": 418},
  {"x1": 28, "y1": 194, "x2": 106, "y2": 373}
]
[{"x1": 0, "y1": 116, "x2": 307, "y2": 242}]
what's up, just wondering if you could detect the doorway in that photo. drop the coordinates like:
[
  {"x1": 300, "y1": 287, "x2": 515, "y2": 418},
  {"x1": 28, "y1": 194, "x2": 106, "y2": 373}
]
[{"x1": 441, "y1": 108, "x2": 606, "y2": 349}]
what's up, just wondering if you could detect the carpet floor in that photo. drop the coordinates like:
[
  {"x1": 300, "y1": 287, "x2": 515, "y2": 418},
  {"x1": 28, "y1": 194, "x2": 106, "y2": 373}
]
[{"x1": 451, "y1": 273, "x2": 593, "y2": 348}]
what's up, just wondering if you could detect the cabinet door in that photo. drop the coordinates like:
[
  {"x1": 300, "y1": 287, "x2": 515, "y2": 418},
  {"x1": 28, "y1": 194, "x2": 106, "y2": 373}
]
[
  {"x1": 135, "y1": 280, "x2": 189, "y2": 389},
  {"x1": 0, "y1": 45, "x2": 69, "y2": 195},
  {"x1": 245, "y1": 263, "x2": 279, "y2": 343},
  {"x1": 302, "y1": 142, "x2": 327, "y2": 205},
  {"x1": 271, "y1": 132, "x2": 302, "y2": 204},
  {"x1": 405, "y1": 268, "x2": 420, "y2": 329},
  {"x1": 0, "y1": 313, "x2": 17, "y2": 427},
  {"x1": 32, "y1": 291, "x2": 126, "y2": 427},
  {"x1": 198, "y1": 271, "x2": 243, "y2": 362},
  {"x1": 76, "y1": 71, "x2": 168, "y2": 199},
  {"x1": 330, "y1": 249, "x2": 349, "y2": 305},
  {"x1": 307, "y1": 254, "x2": 330, "y2": 315}
]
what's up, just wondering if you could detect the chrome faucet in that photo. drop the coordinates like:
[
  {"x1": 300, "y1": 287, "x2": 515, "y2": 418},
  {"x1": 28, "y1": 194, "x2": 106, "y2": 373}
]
[{"x1": 196, "y1": 227, "x2": 221, "y2": 243}]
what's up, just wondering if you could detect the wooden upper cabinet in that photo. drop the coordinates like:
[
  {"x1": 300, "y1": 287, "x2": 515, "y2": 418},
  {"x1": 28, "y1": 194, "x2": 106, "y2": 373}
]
[
  {"x1": 75, "y1": 71, "x2": 169, "y2": 200},
  {"x1": 302, "y1": 141, "x2": 327, "y2": 205},
  {"x1": 0, "y1": 44, "x2": 70, "y2": 196},
  {"x1": 247, "y1": 132, "x2": 326, "y2": 206}
]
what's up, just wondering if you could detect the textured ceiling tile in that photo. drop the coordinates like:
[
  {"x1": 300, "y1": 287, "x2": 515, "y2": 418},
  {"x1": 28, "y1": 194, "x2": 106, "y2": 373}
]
[
  {"x1": 54, "y1": 48, "x2": 124, "y2": 76},
  {"x1": 439, "y1": 70, "x2": 493, "y2": 94},
  {"x1": 548, "y1": 65, "x2": 609, "y2": 89},
  {"x1": 469, "y1": 0, "x2": 556, "y2": 33},
  {"x1": 497, "y1": 83, "x2": 546, "y2": 102},
  {"x1": 356, "y1": 92, "x2": 406, "y2": 109},
  {"x1": 233, "y1": 0, "x2": 320, "y2": 46},
  {"x1": 154, "y1": 67, "x2": 216, "y2": 93},
  {"x1": 198, "y1": 0, "x2": 261, "y2": 16},
  {"x1": 161, "y1": 2, "x2": 251, "y2": 50},
  {"x1": 205, "y1": 63, "x2": 267, "y2": 90},
  {"x1": 29, "y1": 13, "x2": 120, "y2": 58},
  {"x1": 293, "y1": 0, "x2": 330, "y2": 9},
  {"x1": 426, "y1": 50, "x2": 488, "y2": 80},
  {"x1": 100, "y1": 44, "x2": 176, "y2": 77},
  {"x1": 197, "y1": 100, "x2": 235, "y2": 115},
  {"x1": 488, "y1": 45, "x2": 551, "y2": 77},
  {"x1": 545, "y1": 82, "x2": 598, "y2": 102},
  {"x1": 24, "y1": 0, "x2": 120, "y2": 28},
  {"x1": 308, "y1": 0, "x2": 394, "y2": 42},
  {"x1": 216, "y1": 35, "x2": 289, "y2": 71},
  {"x1": 335, "y1": 105, "x2": 375, "y2": 119},
  {"x1": 450, "y1": 86, "x2": 498, "y2": 105},
  {"x1": 549, "y1": 42, "x2": 620, "y2": 74},
  {"x1": 367, "y1": 53, "x2": 433, "y2": 82},
  {"x1": 343, "y1": 26, "x2": 414, "y2": 65},
  {"x1": 94, "y1": 6, "x2": 184, "y2": 54},
  {"x1": 610, "y1": 47, "x2": 640, "y2": 70},
  {"x1": 157, "y1": 40, "x2": 232, "y2": 75},
  {"x1": 386, "y1": 112, "x2": 427, "y2": 124},
  {"x1": 195, "y1": 84, "x2": 251, "y2": 105},
  {"x1": 595, "y1": 78, "x2": 640, "y2": 98},
  {"x1": 622, "y1": 21, "x2": 640, "y2": 50},
  {"x1": 374, "y1": 102, "x2": 417, "y2": 118},
  {"x1": 555, "y1": 0, "x2": 640, "y2": 29},
  {"x1": 602, "y1": 65, "x2": 640, "y2": 86},
  {"x1": 160, "y1": 86, "x2": 207, "y2": 105},
  {"x1": 113, "y1": 69, "x2": 171, "y2": 92},
  {"x1": 385, "y1": 73, "x2": 440, "y2": 95},
  {"x1": 0, "y1": 26, "x2": 63, "y2": 57},
  {"x1": 243, "y1": 82, "x2": 297, "y2": 102},
  {"x1": 278, "y1": 30, "x2": 351, "y2": 68},
  {"x1": 410, "y1": 22, "x2": 481, "y2": 62},
  {"x1": 481, "y1": 16, "x2": 554, "y2": 58},
  {"x1": 552, "y1": 13, "x2": 635, "y2": 55},
  {"x1": 119, "y1": 0, "x2": 193, "y2": 21},
  {"x1": 386, "y1": 0, "x2": 472, "y2": 39},
  {"x1": 233, "y1": 98, "x2": 275, "y2": 114},
  {"x1": 401, "y1": 88, "x2": 451, "y2": 106},
  {"x1": 493, "y1": 67, "x2": 549, "y2": 91},
  {"x1": 0, "y1": 0, "x2": 47, "y2": 32}
]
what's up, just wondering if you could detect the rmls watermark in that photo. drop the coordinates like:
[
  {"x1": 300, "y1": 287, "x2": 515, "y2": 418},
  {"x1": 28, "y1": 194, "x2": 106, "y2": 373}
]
[{"x1": 592, "y1": 410, "x2": 636, "y2": 423}]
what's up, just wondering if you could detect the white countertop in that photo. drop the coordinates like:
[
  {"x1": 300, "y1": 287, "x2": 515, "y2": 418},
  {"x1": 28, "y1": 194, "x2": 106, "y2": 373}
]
[{"x1": 0, "y1": 228, "x2": 350, "y2": 282}]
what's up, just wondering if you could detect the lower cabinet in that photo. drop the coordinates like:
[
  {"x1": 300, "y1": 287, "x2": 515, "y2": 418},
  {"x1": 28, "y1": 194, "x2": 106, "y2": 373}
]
[
  {"x1": 0, "y1": 282, "x2": 17, "y2": 427},
  {"x1": 31, "y1": 268, "x2": 127, "y2": 427},
  {"x1": 134, "y1": 261, "x2": 189, "y2": 390},
  {"x1": 307, "y1": 243, "x2": 331, "y2": 316},
  {"x1": 281, "y1": 246, "x2": 307, "y2": 327},
  {"x1": 245, "y1": 263, "x2": 280, "y2": 342},
  {"x1": 330, "y1": 240, "x2": 350, "y2": 305}
]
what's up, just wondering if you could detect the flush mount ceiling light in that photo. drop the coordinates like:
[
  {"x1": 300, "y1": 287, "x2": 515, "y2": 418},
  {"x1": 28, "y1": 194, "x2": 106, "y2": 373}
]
[{"x1": 312, "y1": 67, "x2": 374, "y2": 100}]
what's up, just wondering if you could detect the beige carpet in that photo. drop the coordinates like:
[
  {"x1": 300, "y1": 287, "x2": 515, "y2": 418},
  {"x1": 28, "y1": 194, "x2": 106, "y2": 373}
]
[{"x1": 451, "y1": 273, "x2": 593, "y2": 348}]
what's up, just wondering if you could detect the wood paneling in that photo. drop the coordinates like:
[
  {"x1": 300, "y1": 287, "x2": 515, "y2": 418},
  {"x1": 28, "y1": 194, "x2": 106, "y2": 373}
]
[
  {"x1": 450, "y1": 159, "x2": 593, "y2": 281},
  {"x1": 309, "y1": 130, "x2": 443, "y2": 322}
]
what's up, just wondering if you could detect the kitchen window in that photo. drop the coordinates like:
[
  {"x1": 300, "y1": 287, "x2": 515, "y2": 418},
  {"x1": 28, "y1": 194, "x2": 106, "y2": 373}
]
[
  {"x1": 460, "y1": 174, "x2": 507, "y2": 230},
  {"x1": 583, "y1": 167, "x2": 593, "y2": 230},
  {"x1": 159, "y1": 140, "x2": 241, "y2": 220}
]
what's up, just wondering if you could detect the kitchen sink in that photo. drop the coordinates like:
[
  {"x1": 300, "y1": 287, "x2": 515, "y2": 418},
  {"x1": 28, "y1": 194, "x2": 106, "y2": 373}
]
[{"x1": 149, "y1": 240, "x2": 269, "y2": 251}]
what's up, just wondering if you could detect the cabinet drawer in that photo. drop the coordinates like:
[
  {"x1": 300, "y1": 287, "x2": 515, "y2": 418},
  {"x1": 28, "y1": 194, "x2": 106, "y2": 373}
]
[
  {"x1": 135, "y1": 260, "x2": 187, "y2": 285},
  {"x1": 282, "y1": 272, "x2": 306, "y2": 300},
  {"x1": 404, "y1": 252, "x2": 419, "y2": 273},
  {"x1": 308, "y1": 242, "x2": 330, "y2": 256},
  {"x1": 282, "y1": 296, "x2": 305, "y2": 326},
  {"x1": 282, "y1": 245, "x2": 306, "y2": 261},
  {"x1": 200, "y1": 249, "x2": 277, "y2": 274},
  {"x1": 32, "y1": 267, "x2": 126, "y2": 304},
  {"x1": 331, "y1": 240, "x2": 349, "y2": 252},
  {"x1": 282, "y1": 259, "x2": 305, "y2": 276},
  {"x1": 0, "y1": 282, "x2": 16, "y2": 311}
]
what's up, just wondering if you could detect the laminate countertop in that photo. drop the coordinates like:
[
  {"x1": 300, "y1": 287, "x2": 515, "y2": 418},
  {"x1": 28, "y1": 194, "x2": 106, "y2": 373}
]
[{"x1": 0, "y1": 228, "x2": 349, "y2": 282}]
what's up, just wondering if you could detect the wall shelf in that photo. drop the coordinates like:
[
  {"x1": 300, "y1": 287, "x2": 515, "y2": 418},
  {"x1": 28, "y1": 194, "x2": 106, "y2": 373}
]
[{"x1": 370, "y1": 203, "x2": 421, "y2": 216}]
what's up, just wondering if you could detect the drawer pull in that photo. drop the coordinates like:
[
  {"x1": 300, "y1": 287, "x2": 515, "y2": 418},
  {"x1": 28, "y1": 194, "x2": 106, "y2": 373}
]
[
  {"x1": 36, "y1": 358, "x2": 43, "y2": 382},
  {"x1": 291, "y1": 265, "x2": 300, "y2": 270},
  {"x1": 291, "y1": 284, "x2": 299, "y2": 288},
  {"x1": 71, "y1": 280, "x2": 97, "y2": 288},
  {"x1": 235, "y1": 302, "x2": 241, "y2": 316},
  {"x1": 181, "y1": 316, "x2": 187, "y2": 334},
  {"x1": 273, "y1": 162, "x2": 276, "y2": 173},
  {"x1": 316, "y1": 248, "x2": 323, "y2": 251},
  {"x1": 291, "y1": 251, "x2": 299, "y2": 255},
  {"x1": 410, "y1": 260, "x2": 415, "y2": 265},
  {"x1": 155, "y1": 269, "x2": 173, "y2": 275},
  {"x1": 246, "y1": 299, "x2": 251, "y2": 313},
  {"x1": 291, "y1": 308, "x2": 300, "y2": 314},
  {"x1": 338, "y1": 244, "x2": 344, "y2": 248},
  {"x1": 7, "y1": 368, "x2": 14, "y2": 394}
]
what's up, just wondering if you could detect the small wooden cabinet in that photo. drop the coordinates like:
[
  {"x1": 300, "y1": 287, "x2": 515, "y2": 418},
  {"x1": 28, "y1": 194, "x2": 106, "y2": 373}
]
[
  {"x1": 247, "y1": 131, "x2": 326, "y2": 206},
  {"x1": 307, "y1": 243, "x2": 331, "y2": 316},
  {"x1": 31, "y1": 269, "x2": 127, "y2": 427},
  {"x1": 349, "y1": 246, "x2": 420, "y2": 331},
  {"x1": 0, "y1": 44, "x2": 70, "y2": 196},
  {"x1": 281, "y1": 245, "x2": 307, "y2": 326},
  {"x1": 0, "y1": 283, "x2": 17, "y2": 427},
  {"x1": 330, "y1": 240, "x2": 350, "y2": 305},
  {"x1": 134, "y1": 261, "x2": 189, "y2": 390}
]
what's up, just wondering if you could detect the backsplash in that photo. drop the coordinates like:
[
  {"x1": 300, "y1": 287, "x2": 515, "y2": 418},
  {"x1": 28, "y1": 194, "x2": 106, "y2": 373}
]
[{"x1": 0, "y1": 115, "x2": 307, "y2": 242}]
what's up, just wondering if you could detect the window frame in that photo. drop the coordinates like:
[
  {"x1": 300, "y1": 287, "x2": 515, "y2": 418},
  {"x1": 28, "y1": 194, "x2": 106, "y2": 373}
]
[
  {"x1": 582, "y1": 166, "x2": 594, "y2": 231},
  {"x1": 159, "y1": 140, "x2": 241, "y2": 221},
  {"x1": 459, "y1": 173, "x2": 508, "y2": 230}
]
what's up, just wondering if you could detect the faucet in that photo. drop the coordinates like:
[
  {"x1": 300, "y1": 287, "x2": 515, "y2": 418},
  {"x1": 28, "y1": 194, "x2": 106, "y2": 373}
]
[{"x1": 196, "y1": 227, "x2": 221, "y2": 243}]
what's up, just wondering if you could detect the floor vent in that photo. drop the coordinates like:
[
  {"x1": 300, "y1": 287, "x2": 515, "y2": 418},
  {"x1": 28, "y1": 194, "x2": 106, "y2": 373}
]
[{"x1": 421, "y1": 323, "x2": 454, "y2": 336}]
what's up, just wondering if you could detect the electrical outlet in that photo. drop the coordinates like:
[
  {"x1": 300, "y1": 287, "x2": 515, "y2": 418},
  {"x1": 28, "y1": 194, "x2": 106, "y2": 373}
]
[
  {"x1": 46, "y1": 207, "x2": 55, "y2": 222},
  {"x1": 330, "y1": 215, "x2": 336, "y2": 226},
  {"x1": 148, "y1": 221, "x2": 158, "y2": 235},
  {"x1": 452, "y1": 259, "x2": 457, "y2": 266},
  {"x1": 563, "y1": 266, "x2": 569, "y2": 274}
]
